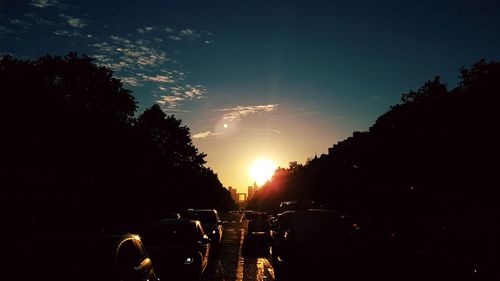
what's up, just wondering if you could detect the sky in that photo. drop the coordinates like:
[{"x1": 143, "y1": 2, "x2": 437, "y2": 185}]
[{"x1": 2, "y1": 0, "x2": 500, "y2": 194}]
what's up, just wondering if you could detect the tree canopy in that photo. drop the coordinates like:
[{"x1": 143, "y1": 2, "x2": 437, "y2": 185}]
[
  {"x1": 1, "y1": 53, "x2": 236, "y2": 230},
  {"x1": 249, "y1": 59, "x2": 499, "y2": 222}
]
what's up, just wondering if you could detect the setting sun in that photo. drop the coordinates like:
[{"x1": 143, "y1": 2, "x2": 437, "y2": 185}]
[{"x1": 249, "y1": 159, "x2": 277, "y2": 186}]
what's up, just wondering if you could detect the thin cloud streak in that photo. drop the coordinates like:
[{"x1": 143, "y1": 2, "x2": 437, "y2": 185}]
[
  {"x1": 192, "y1": 131, "x2": 220, "y2": 139},
  {"x1": 138, "y1": 73, "x2": 176, "y2": 83},
  {"x1": 273, "y1": 129, "x2": 283, "y2": 135},
  {"x1": 30, "y1": 0, "x2": 60, "y2": 8},
  {"x1": 53, "y1": 29, "x2": 83, "y2": 37},
  {"x1": 218, "y1": 104, "x2": 279, "y2": 121}
]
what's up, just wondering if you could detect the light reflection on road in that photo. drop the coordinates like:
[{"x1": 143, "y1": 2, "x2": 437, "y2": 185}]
[{"x1": 203, "y1": 212, "x2": 275, "y2": 281}]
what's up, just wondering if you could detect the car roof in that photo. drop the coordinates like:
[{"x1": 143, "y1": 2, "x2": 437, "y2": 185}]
[
  {"x1": 153, "y1": 218, "x2": 200, "y2": 226},
  {"x1": 186, "y1": 208, "x2": 217, "y2": 213}
]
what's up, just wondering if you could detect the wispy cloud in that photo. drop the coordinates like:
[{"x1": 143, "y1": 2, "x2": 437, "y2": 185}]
[
  {"x1": 90, "y1": 35, "x2": 168, "y2": 71},
  {"x1": 53, "y1": 29, "x2": 83, "y2": 37},
  {"x1": 192, "y1": 131, "x2": 220, "y2": 139},
  {"x1": 157, "y1": 95, "x2": 185, "y2": 108},
  {"x1": 138, "y1": 73, "x2": 176, "y2": 83},
  {"x1": 59, "y1": 14, "x2": 87, "y2": 28},
  {"x1": 157, "y1": 85, "x2": 207, "y2": 108},
  {"x1": 164, "y1": 27, "x2": 212, "y2": 43},
  {"x1": 30, "y1": 0, "x2": 60, "y2": 8},
  {"x1": 180, "y1": 28, "x2": 201, "y2": 41},
  {"x1": 172, "y1": 85, "x2": 207, "y2": 98},
  {"x1": 168, "y1": 35, "x2": 181, "y2": 41},
  {"x1": 218, "y1": 104, "x2": 279, "y2": 121},
  {"x1": 119, "y1": 76, "x2": 143, "y2": 87},
  {"x1": 137, "y1": 26, "x2": 154, "y2": 34}
]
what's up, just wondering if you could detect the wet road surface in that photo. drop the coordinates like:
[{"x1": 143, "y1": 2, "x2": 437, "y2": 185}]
[{"x1": 202, "y1": 212, "x2": 275, "y2": 281}]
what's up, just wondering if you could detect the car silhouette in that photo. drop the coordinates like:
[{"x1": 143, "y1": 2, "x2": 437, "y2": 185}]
[
  {"x1": 182, "y1": 209, "x2": 224, "y2": 247},
  {"x1": 270, "y1": 209, "x2": 344, "y2": 280},
  {"x1": 141, "y1": 218, "x2": 211, "y2": 280}
]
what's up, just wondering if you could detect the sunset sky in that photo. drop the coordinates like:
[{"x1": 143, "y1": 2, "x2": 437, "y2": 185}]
[{"x1": 2, "y1": 0, "x2": 499, "y2": 194}]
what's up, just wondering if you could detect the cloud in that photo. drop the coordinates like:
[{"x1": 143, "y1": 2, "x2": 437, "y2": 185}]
[
  {"x1": 192, "y1": 131, "x2": 220, "y2": 139},
  {"x1": 90, "y1": 35, "x2": 168, "y2": 71},
  {"x1": 168, "y1": 35, "x2": 181, "y2": 41},
  {"x1": 138, "y1": 73, "x2": 176, "y2": 83},
  {"x1": 165, "y1": 27, "x2": 174, "y2": 33},
  {"x1": 171, "y1": 85, "x2": 207, "y2": 99},
  {"x1": 180, "y1": 28, "x2": 194, "y2": 36},
  {"x1": 30, "y1": 0, "x2": 60, "y2": 8},
  {"x1": 119, "y1": 76, "x2": 143, "y2": 87},
  {"x1": 157, "y1": 85, "x2": 207, "y2": 108},
  {"x1": 137, "y1": 26, "x2": 154, "y2": 34},
  {"x1": 53, "y1": 29, "x2": 83, "y2": 37},
  {"x1": 59, "y1": 14, "x2": 87, "y2": 28},
  {"x1": 217, "y1": 104, "x2": 279, "y2": 121},
  {"x1": 273, "y1": 129, "x2": 283, "y2": 135},
  {"x1": 179, "y1": 28, "x2": 201, "y2": 41},
  {"x1": 157, "y1": 95, "x2": 185, "y2": 108}
]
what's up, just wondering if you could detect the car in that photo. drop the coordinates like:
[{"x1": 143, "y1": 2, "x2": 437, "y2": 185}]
[
  {"x1": 269, "y1": 209, "x2": 344, "y2": 280},
  {"x1": 278, "y1": 200, "x2": 317, "y2": 212},
  {"x1": 6, "y1": 230, "x2": 159, "y2": 281},
  {"x1": 247, "y1": 211, "x2": 270, "y2": 235},
  {"x1": 141, "y1": 218, "x2": 211, "y2": 280},
  {"x1": 182, "y1": 209, "x2": 224, "y2": 246}
]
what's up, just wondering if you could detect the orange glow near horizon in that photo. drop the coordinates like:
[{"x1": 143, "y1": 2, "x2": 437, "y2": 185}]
[{"x1": 249, "y1": 159, "x2": 277, "y2": 186}]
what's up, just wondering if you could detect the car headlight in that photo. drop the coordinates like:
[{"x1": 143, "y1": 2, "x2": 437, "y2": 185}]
[
  {"x1": 184, "y1": 257, "x2": 194, "y2": 264},
  {"x1": 212, "y1": 230, "x2": 217, "y2": 235}
]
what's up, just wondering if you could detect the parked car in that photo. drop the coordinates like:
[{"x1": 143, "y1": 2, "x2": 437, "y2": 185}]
[
  {"x1": 6, "y1": 230, "x2": 159, "y2": 281},
  {"x1": 270, "y1": 209, "x2": 344, "y2": 280},
  {"x1": 182, "y1": 209, "x2": 224, "y2": 246},
  {"x1": 141, "y1": 218, "x2": 211, "y2": 280}
]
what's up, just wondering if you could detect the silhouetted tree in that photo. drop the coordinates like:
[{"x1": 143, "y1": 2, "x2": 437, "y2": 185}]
[
  {"x1": 1, "y1": 53, "x2": 236, "y2": 231},
  {"x1": 249, "y1": 60, "x2": 500, "y2": 275}
]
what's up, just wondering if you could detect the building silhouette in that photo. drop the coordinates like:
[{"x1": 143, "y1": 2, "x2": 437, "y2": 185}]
[
  {"x1": 227, "y1": 186, "x2": 238, "y2": 202},
  {"x1": 247, "y1": 182, "x2": 258, "y2": 201}
]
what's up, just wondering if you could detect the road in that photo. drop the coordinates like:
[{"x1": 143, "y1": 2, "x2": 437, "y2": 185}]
[{"x1": 202, "y1": 212, "x2": 275, "y2": 281}]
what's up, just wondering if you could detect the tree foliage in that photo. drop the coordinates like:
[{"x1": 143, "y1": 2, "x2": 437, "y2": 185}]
[
  {"x1": 249, "y1": 59, "x2": 499, "y2": 238},
  {"x1": 1, "y1": 53, "x2": 236, "y2": 230}
]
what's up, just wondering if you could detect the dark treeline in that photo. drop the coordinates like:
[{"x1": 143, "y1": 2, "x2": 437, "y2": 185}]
[
  {"x1": 248, "y1": 60, "x2": 499, "y2": 263},
  {"x1": 1, "y1": 53, "x2": 236, "y2": 231}
]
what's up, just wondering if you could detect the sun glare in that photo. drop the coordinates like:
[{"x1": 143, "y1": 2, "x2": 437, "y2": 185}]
[{"x1": 249, "y1": 159, "x2": 277, "y2": 186}]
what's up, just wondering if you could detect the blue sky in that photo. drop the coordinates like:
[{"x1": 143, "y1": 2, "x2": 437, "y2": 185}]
[{"x1": 2, "y1": 0, "x2": 499, "y2": 192}]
